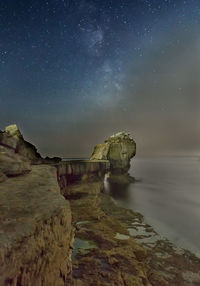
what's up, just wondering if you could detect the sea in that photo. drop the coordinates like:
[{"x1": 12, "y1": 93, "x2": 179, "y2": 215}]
[{"x1": 104, "y1": 156, "x2": 200, "y2": 256}]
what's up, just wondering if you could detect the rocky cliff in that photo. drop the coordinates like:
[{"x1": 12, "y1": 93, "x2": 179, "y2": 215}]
[
  {"x1": 57, "y1": 159, "x2": 110, "y2": 194},
  {"x1": 0, "y1": 124, "x2": 42, "y2": 163},
  {"x1": 0, "y1": 124, "x2": 111, "y2": 286},
  {"x1": 0, "y1": 165, "x2": 73, "y2": 286},
  {"x1": 90, "y1": 132, "x2": 136, "y2": 174},
  {"x1": 0, "y1": 145, "x2": 31, "y2": 178},
  {"x1": 0, "y1": 125, "x2": 73, "y2": 286},
  {"x1": 0, "y1": 124, "x2": 62, "y2": 165}
]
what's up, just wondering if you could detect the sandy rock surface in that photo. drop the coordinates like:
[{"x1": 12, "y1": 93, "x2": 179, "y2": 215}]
[{"x1": 0, "y1": 165, "x2": 73, "y2": 286}]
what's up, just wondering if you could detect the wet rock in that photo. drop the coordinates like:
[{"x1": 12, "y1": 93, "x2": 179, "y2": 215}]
[
  {"x1": 68, "y1": 179, "x2": 166, "y2": 286},
  {"x1": 90, "y1": 131, "x2": 136, "y2": 173}
]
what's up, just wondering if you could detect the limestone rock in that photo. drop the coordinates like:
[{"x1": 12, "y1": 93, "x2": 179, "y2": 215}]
[
  {"x1": 1, "y1": 124, "x2": 42, "y2": 163},
  {"x1": 5, "y1": 124, "x2": 23, "y2": 139},
  {"x1": 90, "y1": 143, "x2": 110, "y2": 160},
  {"x1": 57, "y1": 160, "x2": 110, "y2": 190},
  {"x1": 0, "y1": 165, "x2": 73, "y2": 286},
  {"x1": 90, "y1": 132, "x2": 136, "y2": 173},
  {"x1": 0, "y1": 130, "x2": 17, "y2": 149},
  {"x1": 0, "y1": 145, "x2": 31, "y2": 176}
]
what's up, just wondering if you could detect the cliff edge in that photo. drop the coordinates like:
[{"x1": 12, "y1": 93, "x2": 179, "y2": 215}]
[
  {"x1": 0, "y1": 164, "x2": 73, "y2": 286},
  {"x1": 0, "y1": 125, "x2": 73, "y2": 286}
]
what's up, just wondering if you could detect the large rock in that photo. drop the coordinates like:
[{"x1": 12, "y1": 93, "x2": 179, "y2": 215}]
[
  {"x1": 5, "y1": 124, "x2": 22, "y2": 138},
  {"x1": 0, "y1": 130, "x2": 17, "y2": 150},
  {"x1": 0, "y1": 145, "x2": 31, "y2": 177},
  {"x1": 90, "y1": 132, "x2": 136, "y2": 173},
  {"x1": 0, "y1": 124, "x2": 42, "y2": 163},
  {"x1": 0, "y1": 165, "x2": 73, "y2": 286}
]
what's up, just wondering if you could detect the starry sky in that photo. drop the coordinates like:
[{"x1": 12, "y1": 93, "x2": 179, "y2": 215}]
[{"x1": 0, "y1": 0, "x2": 199, "y2": 157}]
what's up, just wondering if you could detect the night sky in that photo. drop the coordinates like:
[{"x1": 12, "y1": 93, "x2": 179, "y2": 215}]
[{"x1": 0, "y1": 0, "x2": 199, "y2": 157}]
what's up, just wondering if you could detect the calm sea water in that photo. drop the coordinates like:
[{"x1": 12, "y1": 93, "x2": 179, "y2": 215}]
[{"x1": 105, "y1": 157, "x2": 200, "y2": 255}]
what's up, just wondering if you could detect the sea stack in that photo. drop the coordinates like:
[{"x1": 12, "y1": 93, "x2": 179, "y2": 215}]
[{"x1": 90, "y1": 131, "x2": 136, "y2": 174}]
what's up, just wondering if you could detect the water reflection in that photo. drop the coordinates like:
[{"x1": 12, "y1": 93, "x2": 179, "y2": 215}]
[
  {"x1": 104, "y1": 174, "x2": 134, "y2": 201},
  {"x1": 104, "y1": 157, "x2": 200, "y2": 256}
]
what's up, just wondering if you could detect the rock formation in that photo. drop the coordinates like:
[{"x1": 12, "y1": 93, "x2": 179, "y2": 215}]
[
  {"x1": 0, "y1": 165, "x2": 73, "y2": 286},
  {"x1": 0, "y1": 124, "x2": 42, "y2": 163},
  {"x1": 0, "y1": 145, "x2": 31, "y2": 177},
  {"x1": 0, "y1": 125, "x2": 34, "y2": 181},
  {"x1": 90, "y1": 131, "x2": 136, "y2": 174},
  {"x1": 0, "y1": 125, "x2": 73, "y2": 285},
  {"x1": 57, "y1": 159, "x2": 110, "y2": 191},
  {"x1": 0, "y1": 124, "x2": 62, "y2": 164}
]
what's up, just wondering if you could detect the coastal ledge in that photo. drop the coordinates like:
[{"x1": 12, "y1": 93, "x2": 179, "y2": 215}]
[
  {"x1": 0, "y1": 165, "x2": 73, "y2": 286},
  {"x1": 56, "y1": 159, "x2": 110, "y2": 195},
  {"x1": 0, "y1": 124, "x2": 111, "y2": 286}
]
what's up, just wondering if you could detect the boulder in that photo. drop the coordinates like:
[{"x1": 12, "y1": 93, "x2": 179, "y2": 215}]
[{"x1": 90, "y1": 132, "x2": 136, "y2": 173}]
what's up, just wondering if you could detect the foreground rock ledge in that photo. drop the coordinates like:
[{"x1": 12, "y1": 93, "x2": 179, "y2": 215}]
[{"x1": 0, "y1": 165, "x2": 73, "y2": 286}]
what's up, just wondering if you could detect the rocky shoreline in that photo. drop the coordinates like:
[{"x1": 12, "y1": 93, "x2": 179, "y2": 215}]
[
  {"x1": 0, "y1": 125, "x2": 200, "y2": 286},
  {"x1": 65, "y1": 177, "x2": 200, "y2": 286}
]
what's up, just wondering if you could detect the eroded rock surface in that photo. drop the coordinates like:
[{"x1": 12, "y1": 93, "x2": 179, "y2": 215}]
[
  {"x1": 90, "y1": 132, "x2": 136, "y2": 174},
  {"x1": 0, "y1": 124, "x2": 63, "y2": 165},
  {"x1": 0, "y1": 124, "x2": 42, "y2": 163},
  {"x1": 0, "y1": 165, "x2": 73, "y2": 286},
  {"x1": 0, "y1": 145, "x2": 31, "y2": 177},
  {"x1": 57, "y1": 159, "x2": 110, "y2": 191},
  {"x1": 66, "y1": 178, "x2": 200, "y2": 286}
]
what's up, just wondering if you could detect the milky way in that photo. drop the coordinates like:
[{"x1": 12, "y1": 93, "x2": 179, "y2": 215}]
[{"x1": 0, "y1": 0, "x2": 199, "y2": 157}]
